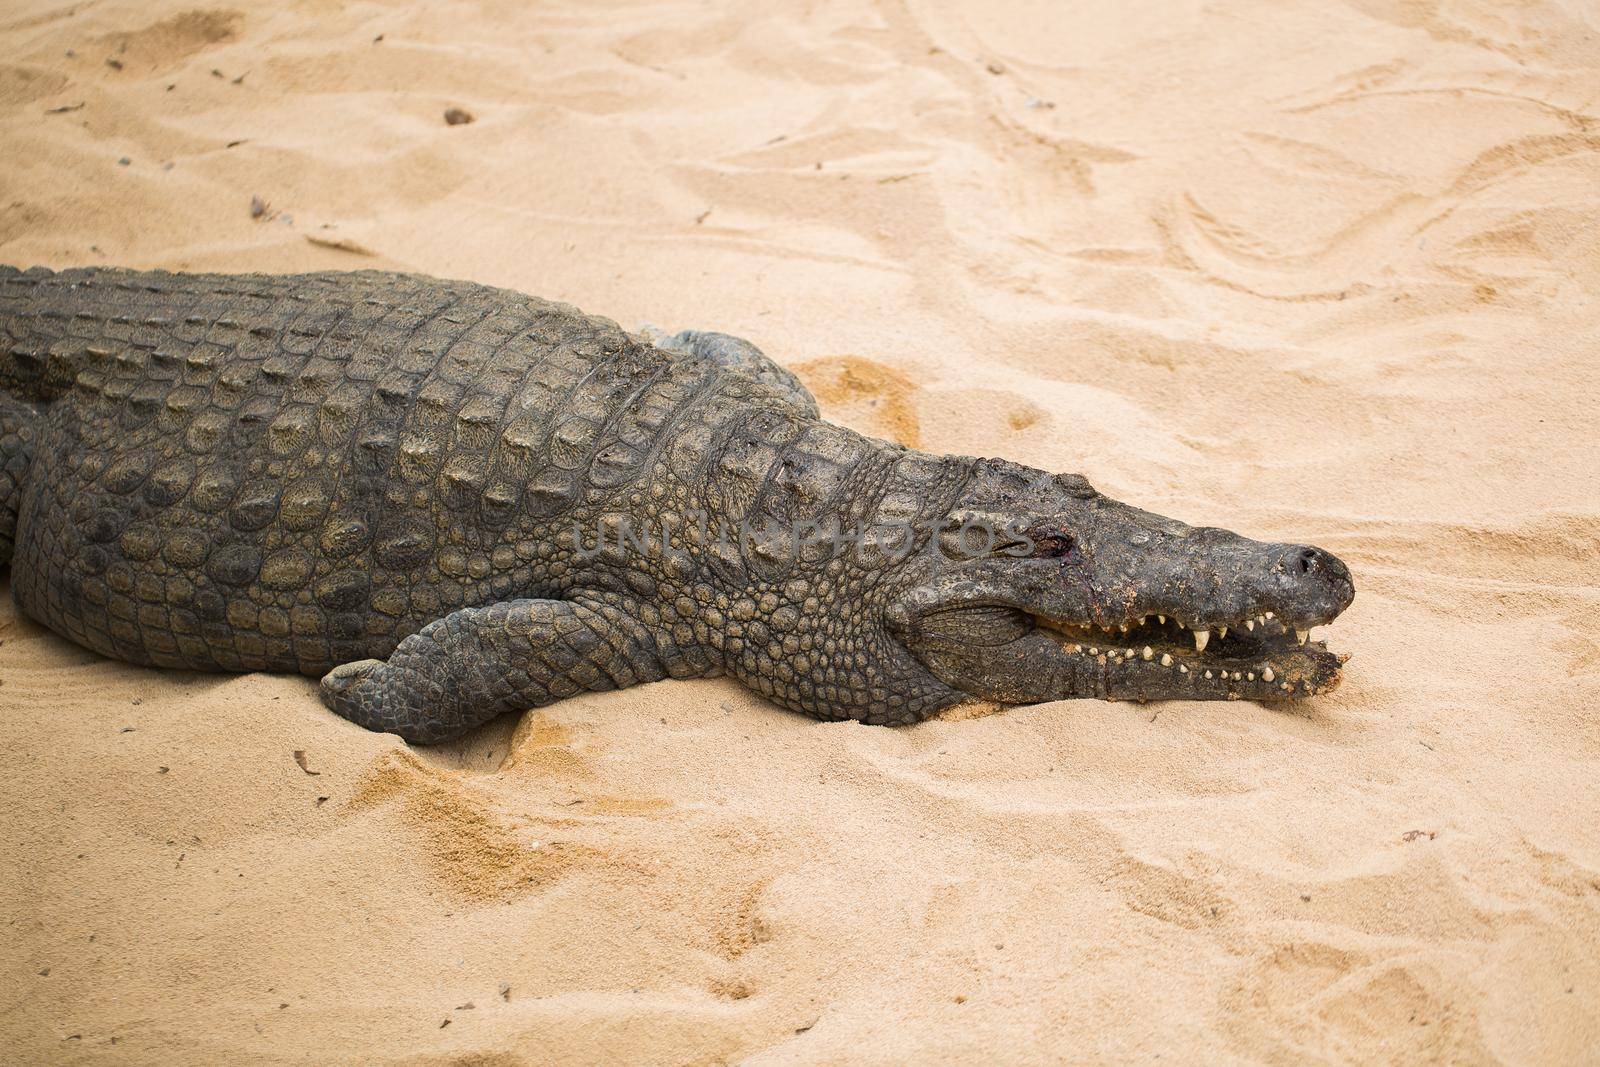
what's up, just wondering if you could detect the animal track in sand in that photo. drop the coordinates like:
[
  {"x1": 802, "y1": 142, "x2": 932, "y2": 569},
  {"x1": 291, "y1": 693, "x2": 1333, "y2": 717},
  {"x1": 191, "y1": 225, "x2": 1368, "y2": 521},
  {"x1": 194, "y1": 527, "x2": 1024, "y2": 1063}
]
[
  {"x1": 1005, "y1": 402, "x2": 1044, "y2": 432},
  {"x1": 707, "y1": 978, "x2": 756, "y2": 1001},
  {"x1": 1520, "y1": 838, "x2": 1600, "y2": 905},
  {"x1": 91, "y1": 10, "x2": 242, "y2": 75},
  {"x1": 1350, "y1": 512, "x2": 1600, "y2": 587},
  {"x1": 1222, "y1": 941, "x2": 1493, "y2": 1063},
  {"x1": 345, "y1": 749, "x2": 610, "y2": 904},
  {"x1": 1103, "y1": 853, "x2": 1235, "y2": 932},
  {"x1": 713, "y1": 876, "x2": 776, "y2": 962},
  {"x1": 795, "y1": 355, "x2": 921, "y2": 448},
  {"x1": 499, "y1": 711, "x2": 673, "y2": 817},
  {"x1": 0, "y1": 65, "x2": 67, "y2": 105},
  {"x1": 1337, "y1": 0, "x2": 1552, "y2": 64},
  {"x1": 1438, "y1": 133, "x2": 1600, "y2": 204},
  {"x1": 1554, "y1": 629, "x2": 1600, "y2": 679},
  {"x1": 986, "y1": 117, "x2": 1140, "y2": 235},
  {"x1": 699, "y1": 877, "x2": 777, "y2": 1005},
  {"x1": 500, "y1": 710, "x2": 594, "y2": 781}
]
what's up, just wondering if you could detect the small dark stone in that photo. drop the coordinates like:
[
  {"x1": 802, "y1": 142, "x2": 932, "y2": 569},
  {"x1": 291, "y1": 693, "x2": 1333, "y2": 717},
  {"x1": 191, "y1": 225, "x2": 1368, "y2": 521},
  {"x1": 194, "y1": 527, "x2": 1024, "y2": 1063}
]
[{"x1": 443, "y1": 107, "x2": 474, "y2": 126}]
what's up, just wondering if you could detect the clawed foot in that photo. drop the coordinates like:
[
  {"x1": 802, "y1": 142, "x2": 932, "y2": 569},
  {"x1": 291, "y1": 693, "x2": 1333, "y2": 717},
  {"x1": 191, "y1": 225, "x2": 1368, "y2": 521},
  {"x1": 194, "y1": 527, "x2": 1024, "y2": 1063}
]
[
  {"x1": 318, "y1": 657, "x2": 448, "y2": 744},
  {"x1": 635, "y1": 324, "x2": 818, "y2": 417},
  {"x1": 319, "y1": 658, "x2": 383, "y2": 705},
  {"x1": 314, "y1": 599, "x2": 664, "y2": 745}
]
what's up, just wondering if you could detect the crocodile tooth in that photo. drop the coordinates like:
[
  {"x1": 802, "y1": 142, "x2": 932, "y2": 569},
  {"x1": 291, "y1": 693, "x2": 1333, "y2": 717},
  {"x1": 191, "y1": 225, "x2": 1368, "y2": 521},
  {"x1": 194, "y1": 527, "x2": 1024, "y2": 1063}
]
[
  {"x1": 1295, "y1": 628, "x2": 1308, "y2": 644},
  {"x1": 1178, "y1": 664, "x2": 1188, "y2": 673},
  {"x1": 1157, "y1": 615, "x2": 1166, "y2": 625},
  {"x1": 1193, "y1": 629, "x2": 1209, "y2": 653},
  {"x1": 1245, "y1": 619, "x2": 1255, "y2": 631},
  {"x1": 1204, "y1": 670, "x2": 1213, "y2": 679},
  {"x1": 1247, "y1": 672, "x2": 1255, "y2": 681},
  {"x1": 1160, "y1": 653, "x2": 1172, "y2": 667},
  {"x1": 1142, "y1": 646, "x2": 1153, "y2": 660},
  {"x1": 1262, "y1": 666, "x2": 1275, "y2": 682},
  {"x1": 1264, "y1": 611, "x2": 1274, "y2": 620},
  {"x1": 1219, "y1": 626, "x2": 1228, "y2": 639}
]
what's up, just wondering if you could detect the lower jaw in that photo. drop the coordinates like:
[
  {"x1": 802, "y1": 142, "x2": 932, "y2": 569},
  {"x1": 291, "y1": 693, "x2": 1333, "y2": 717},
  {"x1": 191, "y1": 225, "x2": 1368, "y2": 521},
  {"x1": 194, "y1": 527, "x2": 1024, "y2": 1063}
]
[
  {"x1": 917, "y1": 629, "x2": 1345, "y2": 706},
  {"x1": 1033, "y1": 617, "x2": 1345, "y2": 701},
  {"x1": 1067, "y1": 643, "x2": 1344, "y2": 701}
]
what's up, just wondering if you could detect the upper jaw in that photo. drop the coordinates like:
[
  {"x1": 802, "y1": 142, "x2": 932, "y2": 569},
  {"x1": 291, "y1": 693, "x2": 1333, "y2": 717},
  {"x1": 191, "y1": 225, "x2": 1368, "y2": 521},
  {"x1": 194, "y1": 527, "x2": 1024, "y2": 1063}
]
[{"x1": 1057, "y1": 602, "x2": 1339, "y2": 661}]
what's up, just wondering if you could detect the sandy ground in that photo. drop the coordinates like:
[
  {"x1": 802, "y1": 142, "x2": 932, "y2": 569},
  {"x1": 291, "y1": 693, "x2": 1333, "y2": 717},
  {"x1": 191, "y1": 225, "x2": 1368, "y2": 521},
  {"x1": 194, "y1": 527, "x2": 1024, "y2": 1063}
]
[{"x1": 2, "y1": 1, "x2": 1598, "y2": 1063}]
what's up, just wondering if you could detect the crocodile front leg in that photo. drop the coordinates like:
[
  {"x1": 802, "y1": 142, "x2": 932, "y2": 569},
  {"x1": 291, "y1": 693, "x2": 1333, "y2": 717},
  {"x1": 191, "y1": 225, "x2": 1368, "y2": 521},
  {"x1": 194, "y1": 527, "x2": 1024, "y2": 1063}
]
[
  {"x1": 640, "y1": 325, "x2": 819, "y2": 418},
  {"x1": 319, "y1": 599, "x2": 667, "y2": 744}
]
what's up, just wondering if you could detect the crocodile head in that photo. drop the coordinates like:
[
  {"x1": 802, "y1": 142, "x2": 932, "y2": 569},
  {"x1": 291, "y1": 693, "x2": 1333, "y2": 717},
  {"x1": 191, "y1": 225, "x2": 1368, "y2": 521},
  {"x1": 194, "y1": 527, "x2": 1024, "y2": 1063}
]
[{"x1": 887, "y1": 459, "x2": 1355, "y2": 706}]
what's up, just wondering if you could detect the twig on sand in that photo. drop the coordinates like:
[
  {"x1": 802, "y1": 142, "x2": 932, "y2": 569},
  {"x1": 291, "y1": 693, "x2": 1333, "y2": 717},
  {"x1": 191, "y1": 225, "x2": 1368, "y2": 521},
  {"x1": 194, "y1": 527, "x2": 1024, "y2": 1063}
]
[{"x1": 304, "y1": 233, "x2": 375, "y2": 257}]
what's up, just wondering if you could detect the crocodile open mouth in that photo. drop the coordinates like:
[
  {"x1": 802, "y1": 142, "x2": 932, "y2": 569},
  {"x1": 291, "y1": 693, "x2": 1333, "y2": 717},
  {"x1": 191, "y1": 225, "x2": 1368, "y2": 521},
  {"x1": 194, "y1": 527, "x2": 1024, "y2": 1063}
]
[
  {"x1": 1034, "y1": 610, "x2": 1347, "y2": 699},
  {"x1": 901, "y1": 597, "x2": 1350, "y2": 706}
]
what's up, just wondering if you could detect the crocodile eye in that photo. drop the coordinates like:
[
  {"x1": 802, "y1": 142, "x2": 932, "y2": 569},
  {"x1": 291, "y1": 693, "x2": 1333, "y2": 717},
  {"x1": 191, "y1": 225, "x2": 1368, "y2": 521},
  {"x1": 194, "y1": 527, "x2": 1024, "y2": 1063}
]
[{"x1": 1032, "y1": 533, "x2": 1075, "y2": 558}]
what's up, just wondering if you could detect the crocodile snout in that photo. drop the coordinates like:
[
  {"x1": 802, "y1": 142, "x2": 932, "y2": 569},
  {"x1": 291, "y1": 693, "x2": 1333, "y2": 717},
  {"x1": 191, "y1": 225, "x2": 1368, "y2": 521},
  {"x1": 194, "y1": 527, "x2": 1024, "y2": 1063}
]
[{"x1": 1270, "y1": 543, "x2": 1354, "y2": 624}]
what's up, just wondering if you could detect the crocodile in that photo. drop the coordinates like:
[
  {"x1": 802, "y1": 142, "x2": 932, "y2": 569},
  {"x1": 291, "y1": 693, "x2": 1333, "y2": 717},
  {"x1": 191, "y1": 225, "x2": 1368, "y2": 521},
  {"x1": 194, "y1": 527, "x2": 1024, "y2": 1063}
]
[{"x1": 0, "y1": 266, "x2": 1354, "y2": 743}]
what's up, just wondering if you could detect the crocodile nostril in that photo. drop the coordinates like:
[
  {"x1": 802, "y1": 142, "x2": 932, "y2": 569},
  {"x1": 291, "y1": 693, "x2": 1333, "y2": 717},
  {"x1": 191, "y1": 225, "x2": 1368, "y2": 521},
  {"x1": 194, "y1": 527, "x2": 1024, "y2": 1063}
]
[{"x1": 1286, "y1": 545, "x2": 1356, "y2": 612}]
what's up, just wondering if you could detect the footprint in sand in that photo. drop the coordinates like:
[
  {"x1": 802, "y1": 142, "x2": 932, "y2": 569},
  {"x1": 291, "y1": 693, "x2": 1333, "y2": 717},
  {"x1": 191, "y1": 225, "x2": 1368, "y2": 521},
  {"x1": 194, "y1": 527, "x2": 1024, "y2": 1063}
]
[
  {"x1": 1103, "y1": 853, "x2": 1235, "y2": 931},
  {"x1": 0, "y1": 65, "x2": 68, "y2": 105},
  {"x1": 92, "y1": 10, "x2": 242, "y2": 76},
  {"x1": 794, "y1": 355, "x2": 922, "y2": 449},
  {"x1": 700, "y1": 877, "x2": 777, "y2": 1003},
  {"x1": 1221, "y1": 941, "x2": 1494, "y2": 1063},
  {"x1": 345, "y1": 750, "x2": 608, "y2": 904}
]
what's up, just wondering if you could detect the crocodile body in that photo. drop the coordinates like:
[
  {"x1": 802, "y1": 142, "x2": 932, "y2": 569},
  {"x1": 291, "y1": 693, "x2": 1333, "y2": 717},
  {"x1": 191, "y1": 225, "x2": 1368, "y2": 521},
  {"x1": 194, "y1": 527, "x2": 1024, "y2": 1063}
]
[{"x1": 1, "y1": 267, "x2": 1354, "y2": 743}]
